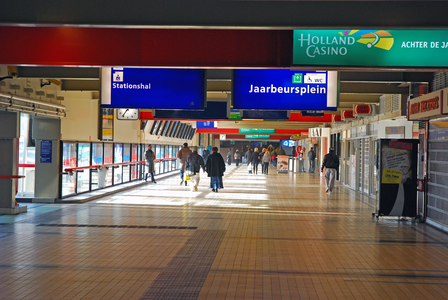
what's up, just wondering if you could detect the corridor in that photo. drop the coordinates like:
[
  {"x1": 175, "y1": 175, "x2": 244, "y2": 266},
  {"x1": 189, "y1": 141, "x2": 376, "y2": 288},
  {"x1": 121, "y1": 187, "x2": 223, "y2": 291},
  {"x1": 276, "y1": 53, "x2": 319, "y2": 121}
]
[{"x1": 0, "y1": 165, "x2": 447, "y2": 299}]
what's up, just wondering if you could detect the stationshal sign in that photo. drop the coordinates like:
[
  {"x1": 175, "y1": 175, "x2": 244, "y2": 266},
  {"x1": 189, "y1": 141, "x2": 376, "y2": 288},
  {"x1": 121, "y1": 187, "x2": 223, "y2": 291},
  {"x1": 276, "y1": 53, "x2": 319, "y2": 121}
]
[
  {"x1": 101, "y1": 67, "x2": 205, "y2": 109},
  {"x1": 293, "y1": 30, "x2": 448, "y2": 67}
]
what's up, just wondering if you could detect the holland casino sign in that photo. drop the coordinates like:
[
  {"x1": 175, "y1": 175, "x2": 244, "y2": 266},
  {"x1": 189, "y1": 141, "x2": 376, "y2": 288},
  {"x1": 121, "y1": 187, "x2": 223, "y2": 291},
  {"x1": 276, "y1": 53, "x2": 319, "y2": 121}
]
[
  {"x1": 232, "y1": 69, "x2": 338, "y2": 111},
  {"x1": 293, "y1": 30, "x2": 448, "y2": 68}
]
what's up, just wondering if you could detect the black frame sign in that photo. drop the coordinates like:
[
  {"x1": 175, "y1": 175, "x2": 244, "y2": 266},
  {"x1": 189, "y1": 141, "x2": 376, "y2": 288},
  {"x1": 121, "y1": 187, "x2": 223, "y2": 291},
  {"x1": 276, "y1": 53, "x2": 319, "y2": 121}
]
[{"x1": 377, "y1": 139, "x2": 419, "y2": 218}]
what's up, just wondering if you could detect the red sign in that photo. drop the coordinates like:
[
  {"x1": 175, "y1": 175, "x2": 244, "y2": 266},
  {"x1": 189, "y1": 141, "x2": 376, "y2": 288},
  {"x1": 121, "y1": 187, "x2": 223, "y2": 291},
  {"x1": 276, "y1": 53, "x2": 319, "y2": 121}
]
[
  {"x1": 355, "y1": 104, "x2": 372, "y2": 115},
  {"x1": 333, "y1": 114, "x2": 343, "y2": 122},
  {"x1": 301, "y1": 132, "x2": 309, "y2": 137},
  {"x1": 389, "y1": 141, "x2": 413, "y2": 151},
  {"x1": 343, "y1": 110, "x2": 355, "y2": 119}
]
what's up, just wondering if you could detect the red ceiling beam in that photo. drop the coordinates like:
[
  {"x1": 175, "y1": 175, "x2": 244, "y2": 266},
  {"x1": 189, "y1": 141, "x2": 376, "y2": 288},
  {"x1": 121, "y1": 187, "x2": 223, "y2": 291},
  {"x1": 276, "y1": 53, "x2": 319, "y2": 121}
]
[{"x1": 0, "y1": 27, "x2": 292, "y2": 67}]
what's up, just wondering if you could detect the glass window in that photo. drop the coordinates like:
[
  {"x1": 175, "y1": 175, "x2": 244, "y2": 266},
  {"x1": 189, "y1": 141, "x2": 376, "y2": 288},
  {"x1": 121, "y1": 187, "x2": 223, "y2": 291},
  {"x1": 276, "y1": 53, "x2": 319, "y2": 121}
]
[
  {"x1": 123, "y1": 144, "x2": 131, "y2": 162},
  {"x1": 104, "y1": 144, "x2": 114, "y2": 165},
  {"x1": 131, "y1": 144, "x2": 138, "y2": 162},
  {"x1": 160, "y1": 146, "x2": 165, "y2": 160},
  {"x1": 92, "y1": 143, "x2": 103, "y2": 165},
  {"x1": 61, "y1": 142, "x2": 77, "y2": 197},
  {"x1": 114, "y1": 144, "x2": 123, "y2": 185},
  {"x1": 169, "y1": 146, "x2": 173, "y2": 158},
  {"x1": 156, "y1": 145, "x2": 161, "y2": 159}
]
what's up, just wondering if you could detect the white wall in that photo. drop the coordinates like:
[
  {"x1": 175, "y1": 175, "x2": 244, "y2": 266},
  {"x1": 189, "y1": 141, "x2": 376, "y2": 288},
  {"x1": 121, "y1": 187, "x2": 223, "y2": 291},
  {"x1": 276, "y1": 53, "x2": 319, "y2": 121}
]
[
  {"x1": 61, "y1": 91, "x2": 99, "y2": 141},
  {"x1": 377, "y1": 118, "x2": 413, "y2": 139}
]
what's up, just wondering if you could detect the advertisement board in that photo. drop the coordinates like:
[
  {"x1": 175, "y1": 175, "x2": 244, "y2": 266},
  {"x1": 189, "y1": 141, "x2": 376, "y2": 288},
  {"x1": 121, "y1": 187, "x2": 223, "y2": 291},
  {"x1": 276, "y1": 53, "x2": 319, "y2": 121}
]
[
  {"x1": 277, "y1": 155, "x2": 289, "y2": 173},
  {"x1": 233, "y1": 69, "x2": 338, "y2": 110},
  {"x1": 293, "y1": 30, "x2": 448, "y2": 68},
  {"x1": 377, "y1": 139, "x2": 419, "y2": 217},
  {"x1": 101, "y1": 67, "x2": 205, "y2": 109}
]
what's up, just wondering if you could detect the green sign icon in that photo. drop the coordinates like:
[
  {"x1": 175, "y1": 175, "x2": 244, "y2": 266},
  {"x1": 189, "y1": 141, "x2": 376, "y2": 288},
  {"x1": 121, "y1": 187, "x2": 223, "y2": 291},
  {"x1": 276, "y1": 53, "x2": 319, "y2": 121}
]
[{"x1": 293, "y1": 73, "x2": 303, "y2": 83}]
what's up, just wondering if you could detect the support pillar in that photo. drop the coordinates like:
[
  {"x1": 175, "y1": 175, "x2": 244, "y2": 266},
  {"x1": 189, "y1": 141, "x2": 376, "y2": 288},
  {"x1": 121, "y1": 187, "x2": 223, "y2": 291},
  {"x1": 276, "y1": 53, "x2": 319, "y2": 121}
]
[
  {"x1": 0, "y1": 111, "x2": 27, "y2": 214},
  {"x1": 33, "y1": 117, "x2": 61, "y2": 203}
]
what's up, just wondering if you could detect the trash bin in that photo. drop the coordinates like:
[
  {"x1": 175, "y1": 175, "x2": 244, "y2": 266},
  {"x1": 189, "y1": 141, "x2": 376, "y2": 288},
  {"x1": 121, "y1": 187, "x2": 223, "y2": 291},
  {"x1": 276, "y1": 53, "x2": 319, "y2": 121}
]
[
  {"x1": 295, "y1": 158, "x2": 300, "y2": 173},
  {"x1": 98, "y1": 166, "x2": 109, "y2": 188},
  {"x1": 298, "y1": 159, "x2": 304, "y2": 172},
  {"x1": 288, "y1": 157, "x2": 294, "y2": 172}
]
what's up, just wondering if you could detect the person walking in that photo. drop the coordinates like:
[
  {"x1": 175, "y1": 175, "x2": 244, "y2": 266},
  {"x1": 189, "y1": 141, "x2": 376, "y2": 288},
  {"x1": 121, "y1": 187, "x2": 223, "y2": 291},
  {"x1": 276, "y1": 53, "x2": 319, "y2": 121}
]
[
  {"x1": 278, "y1": 146, "x2": 286, "y2": 155},
  {"x1": 262, "y1": 148, "x2": 272, "y2": 174},
  {"x1": 185, "y1": 146, "x2": 205, "y2": 192},
  {"x1": 177, "y1": 143, "x2": 192, "y2": 186},
  {"x1": 271, "y1": 150, "x2": 277, "y2": 167},
  {"x1": 227, "y1": 149, "x2": 232, "y2": 166},
  {"x1": 206, "y1": 147, "x2": 226, "y2": 192},
  {"x1": 202, "y1": 147, "x2": 210, "y2": 165},
  {"x1": 245, "y1": 148, "x2": 254, "y2": 174},
  {"x1": 299, "y1": 148, "x2": 306, "y2": 172},
  {"x1": 251, "y1": 147, "x2": 261, "y2": 175},
  {"x1": 234, "y1": 149, "x2": 241, "y2": 167},
  {"x1": 259, "y1": 148, "x2": 266, "y2": 174},
  {"x1": 321, "y1": 147, "x2": 339, "y2": 193},
  {"x1": 308, "y1": 147, "x2": 316, "y2": 173},
  {"x1": 144, "y1": 144, "x2": 156, "y2": 183}
]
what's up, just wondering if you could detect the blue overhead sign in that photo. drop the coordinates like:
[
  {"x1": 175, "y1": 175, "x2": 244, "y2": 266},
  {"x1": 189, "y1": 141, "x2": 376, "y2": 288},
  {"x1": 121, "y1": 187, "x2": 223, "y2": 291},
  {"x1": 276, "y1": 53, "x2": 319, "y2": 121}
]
[
  {"x1": 233, "y1": 69, "x2": 338, "y2": 110},
  {"x1": 196, "y1": 121, "x2": 218, "y2": 129},
  {"x1": 101, "y1": 67, "x2": 206, "y2": 109}
]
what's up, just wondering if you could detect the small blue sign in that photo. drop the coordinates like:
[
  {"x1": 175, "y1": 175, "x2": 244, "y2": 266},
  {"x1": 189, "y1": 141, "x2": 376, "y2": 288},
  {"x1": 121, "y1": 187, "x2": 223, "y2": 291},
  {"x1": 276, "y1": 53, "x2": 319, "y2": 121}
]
[
  {"x1": 196, "y1": 121, "x2": 217, "y2": 129},
  {"x1": 233, "y1": 69, "x2": 337, "y2": 110},
  {"x1": 40, "y1": 140, "x2": 52, "y2": 163},
  {"x1": 282, "y1": 140, "x2": 295, "y2": 147},
  {"x1": 103, "y1": 68, "x2": 205, "y2": 110}
]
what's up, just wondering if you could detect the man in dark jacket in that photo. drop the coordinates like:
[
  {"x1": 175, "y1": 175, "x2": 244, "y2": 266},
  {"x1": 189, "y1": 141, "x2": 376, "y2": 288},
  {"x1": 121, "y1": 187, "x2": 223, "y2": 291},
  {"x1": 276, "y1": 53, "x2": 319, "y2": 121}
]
[
  {"x1": 185, "y1": 146, "x2": 205, "y2": 192},
  {"x1": 144, "y1": 144, "x2": 156, "y2": 183},
  {"x1": 308, "y1": 147, "x2": 316, "y2": 173},
  {"x1": 321, "y1": 147, "x2": 339, "y2": 193},
  {"x1": 202, "y1": 147, "x2": 210, "y2": 165},
  {"x1": 245, "y1": 148, "x2": 254, "y2": 174},
  {"x1": 205, "y1": 147, "x2": 226, "y2": 192},
  {"x1": 250, "y1": 147, "x2": 261, "y2": 175}
]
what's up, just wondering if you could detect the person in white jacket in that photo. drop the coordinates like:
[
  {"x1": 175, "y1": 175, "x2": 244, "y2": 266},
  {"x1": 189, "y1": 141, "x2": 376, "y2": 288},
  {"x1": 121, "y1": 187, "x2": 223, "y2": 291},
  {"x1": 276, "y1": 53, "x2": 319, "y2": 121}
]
[{"x1": 262, "y1": 150, "x2": 272, "y2": 175}]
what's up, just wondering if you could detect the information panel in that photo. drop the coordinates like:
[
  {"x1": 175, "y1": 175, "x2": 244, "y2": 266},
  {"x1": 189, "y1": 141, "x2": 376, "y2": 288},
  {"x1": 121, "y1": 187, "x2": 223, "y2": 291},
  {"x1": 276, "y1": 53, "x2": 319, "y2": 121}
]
[
  {"x1": 377, "y1": 139, "x2": 419, "y2": 217},
  {"x1": 101, "y1": 67, "x2": 205, "y2": 109},
  {"x1": 293, "y1": 29, "x2": 448, "y2": 68},
  {"x1": 233, "y1": 69, "x2": 338, "y2": 110}
]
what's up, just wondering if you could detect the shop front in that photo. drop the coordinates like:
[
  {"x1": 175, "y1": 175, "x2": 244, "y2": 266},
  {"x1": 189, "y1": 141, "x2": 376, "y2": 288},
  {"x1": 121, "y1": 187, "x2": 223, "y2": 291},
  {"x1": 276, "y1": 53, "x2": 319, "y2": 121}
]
[{"x1": 408, "y1": 88, "x2": 448, "y2": 230}]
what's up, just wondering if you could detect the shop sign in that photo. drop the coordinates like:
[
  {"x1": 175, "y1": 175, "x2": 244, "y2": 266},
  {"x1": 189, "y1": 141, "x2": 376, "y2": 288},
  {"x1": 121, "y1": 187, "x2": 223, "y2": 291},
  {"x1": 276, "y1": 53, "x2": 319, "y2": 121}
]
[
  {"x1": 239, "y1": 128, "x2": 275, "y2": 134},
  {"x1": 333, "y1": 114, "x2": 343, "y2": 122},
  {"x1": 342, "y1": 110, "x2": 356, "y2": 120},
  {"x1": 293, "y1": 30, "x2": 448, "y2": 68},
  {"x1": 309, "y1": 128, "x2": 321, "y2": 137},
  {"x1": 408, "y1": 90, "x2": 443, "y2": 120},
  {"x1": 301, "y1": 132, "x2": 309, "y2": 137},
  {"x1": 354, "y1": 104, "x2": 374, "y2": 116},
  {"x1": 245, "y1": 135, "x2": 270, "y2": 139},
  {"x1": 357, "y1": 125, "x2": 368, "y2": 137}
]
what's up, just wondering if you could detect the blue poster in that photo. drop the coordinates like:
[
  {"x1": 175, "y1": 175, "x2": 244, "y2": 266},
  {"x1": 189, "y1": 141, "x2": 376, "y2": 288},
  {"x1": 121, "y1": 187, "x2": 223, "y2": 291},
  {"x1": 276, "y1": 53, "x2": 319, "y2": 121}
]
[{"x1": 40, "y1": 140, "x2": 52, "y2": 163}]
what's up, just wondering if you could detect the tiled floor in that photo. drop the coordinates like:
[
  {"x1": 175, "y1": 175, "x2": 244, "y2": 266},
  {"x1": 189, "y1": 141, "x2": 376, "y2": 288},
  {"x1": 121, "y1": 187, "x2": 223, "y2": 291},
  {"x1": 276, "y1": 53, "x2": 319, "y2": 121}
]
[{"x1": 2, "y1": 165, "x2": 448, "y2": 299}]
